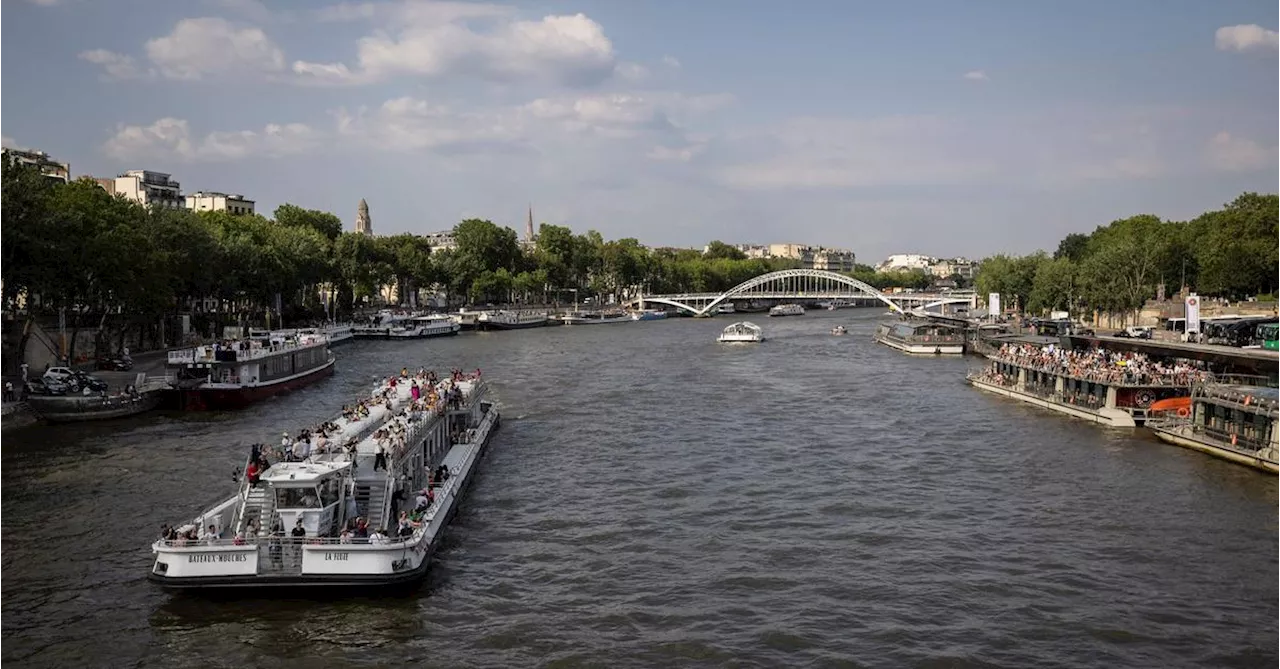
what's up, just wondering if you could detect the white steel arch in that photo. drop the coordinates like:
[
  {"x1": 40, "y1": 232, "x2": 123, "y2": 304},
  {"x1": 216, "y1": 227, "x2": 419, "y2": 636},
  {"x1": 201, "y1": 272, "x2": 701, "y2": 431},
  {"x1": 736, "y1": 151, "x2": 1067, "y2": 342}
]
[{"x1": 632, "y1": 269, "x2": 907, "y2": 316}]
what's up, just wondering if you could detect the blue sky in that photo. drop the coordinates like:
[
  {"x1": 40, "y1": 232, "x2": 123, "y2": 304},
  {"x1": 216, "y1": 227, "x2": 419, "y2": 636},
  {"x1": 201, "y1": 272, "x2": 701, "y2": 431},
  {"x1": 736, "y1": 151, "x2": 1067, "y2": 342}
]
[{"x1": 4, "y1": 0, "x2": 1276, "y2": 263}]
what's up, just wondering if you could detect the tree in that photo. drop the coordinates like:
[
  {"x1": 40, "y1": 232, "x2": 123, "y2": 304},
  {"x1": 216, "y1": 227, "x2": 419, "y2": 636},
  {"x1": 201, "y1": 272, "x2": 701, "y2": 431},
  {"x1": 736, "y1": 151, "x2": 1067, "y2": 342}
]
[
  {"x1": 703, "y1": 240, "x2": 747, "y2": 261},
  {"x1": 274, "y1": 203, "x2": 343, "y2": 241}
]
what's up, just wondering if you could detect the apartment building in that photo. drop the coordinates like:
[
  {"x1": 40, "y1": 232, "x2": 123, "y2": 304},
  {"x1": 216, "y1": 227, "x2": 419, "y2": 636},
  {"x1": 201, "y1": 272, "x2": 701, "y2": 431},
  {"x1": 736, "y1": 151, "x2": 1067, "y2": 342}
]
[
  {"x1": 185, "y1": 191, "x2": 255, "y2": 215},
  {"x1": 1, "y1": 147, "x2": 71, "y2": 182}
]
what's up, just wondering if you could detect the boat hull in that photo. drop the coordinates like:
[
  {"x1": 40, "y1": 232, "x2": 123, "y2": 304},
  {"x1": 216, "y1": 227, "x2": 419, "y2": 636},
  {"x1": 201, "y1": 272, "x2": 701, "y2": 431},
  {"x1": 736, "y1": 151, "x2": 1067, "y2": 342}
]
[
  {"x1": 148, "y1": 410, "x2": 500, "y2": 591},
  {"x1": 174, "y1": 359, "x2": 336, "y2": 411},
  {"x1": 480, "y1": 319, "x2": 548, "y2": 331},
  {"x1": 25, "y1": 391, "x2": 162, "y2": 423},
  {"x1": 1149, "y1": 424, "x2": 1279, "y2": 474},
  {"x1": 967, "y1": 377, "x2": 1136, "y2": 427},
  {"x1": 875, "y1": 335, "x2": 965, "y2": 355}
]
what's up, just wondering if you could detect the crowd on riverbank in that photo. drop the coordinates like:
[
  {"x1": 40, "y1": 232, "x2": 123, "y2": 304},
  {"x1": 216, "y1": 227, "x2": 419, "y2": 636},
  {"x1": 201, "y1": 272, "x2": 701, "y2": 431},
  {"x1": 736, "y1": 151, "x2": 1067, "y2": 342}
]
[{"x1": 991, "y1": 342, "x2": 1212, "y2": 386}]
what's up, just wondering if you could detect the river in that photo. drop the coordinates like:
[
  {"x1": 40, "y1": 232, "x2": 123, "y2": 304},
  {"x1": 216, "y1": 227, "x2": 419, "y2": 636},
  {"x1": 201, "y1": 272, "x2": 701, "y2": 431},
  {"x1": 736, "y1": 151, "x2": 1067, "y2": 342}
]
[{"x1": 2, "y1": 310, "x2": 1276, "y2": 668}]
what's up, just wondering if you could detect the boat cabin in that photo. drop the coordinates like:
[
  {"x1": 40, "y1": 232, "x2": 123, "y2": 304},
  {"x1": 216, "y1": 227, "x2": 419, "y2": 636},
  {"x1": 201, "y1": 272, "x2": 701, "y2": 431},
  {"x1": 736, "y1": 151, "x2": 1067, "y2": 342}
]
[{"x1": 259, "y1": 461, "x2": 351, "y2": 537}]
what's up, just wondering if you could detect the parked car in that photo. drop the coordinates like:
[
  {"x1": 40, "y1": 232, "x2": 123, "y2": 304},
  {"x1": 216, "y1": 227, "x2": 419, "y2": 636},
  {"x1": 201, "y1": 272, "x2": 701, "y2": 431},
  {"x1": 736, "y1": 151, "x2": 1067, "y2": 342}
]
[
  {"x1": 1114, "y1": 326, "x2": 1153, "y2": 339},
  {"x1": 43, "y1": 368, "x2": 109, "y2": 393},
  {"x1": 96, "y1": 354, "x2": 134, "y2": 371}
]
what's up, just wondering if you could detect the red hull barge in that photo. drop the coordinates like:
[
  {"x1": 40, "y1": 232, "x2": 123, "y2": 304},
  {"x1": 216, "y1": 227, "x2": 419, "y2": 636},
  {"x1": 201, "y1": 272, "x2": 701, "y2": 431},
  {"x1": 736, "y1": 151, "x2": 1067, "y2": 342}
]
[
  {"x1": 167, "y1": 333, "x2": 336, "y2": 412},
  {"x1": 174, "y1": 359, "x2": 336, "y2": 411}
]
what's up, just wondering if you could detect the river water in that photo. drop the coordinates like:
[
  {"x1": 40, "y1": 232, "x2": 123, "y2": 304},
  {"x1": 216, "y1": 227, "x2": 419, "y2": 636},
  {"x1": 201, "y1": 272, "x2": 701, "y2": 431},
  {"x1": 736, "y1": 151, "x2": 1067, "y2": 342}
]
[{"x1": 2, "y1": 310, "x2": 1276, "y2": 668}]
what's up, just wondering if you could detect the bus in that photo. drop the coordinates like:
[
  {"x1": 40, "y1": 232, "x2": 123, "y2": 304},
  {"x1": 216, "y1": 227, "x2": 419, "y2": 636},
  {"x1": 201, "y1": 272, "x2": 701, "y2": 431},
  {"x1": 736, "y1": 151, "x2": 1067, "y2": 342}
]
[{"x1": 1259, "y1": 322, "x2": 1279, "y2": 351}]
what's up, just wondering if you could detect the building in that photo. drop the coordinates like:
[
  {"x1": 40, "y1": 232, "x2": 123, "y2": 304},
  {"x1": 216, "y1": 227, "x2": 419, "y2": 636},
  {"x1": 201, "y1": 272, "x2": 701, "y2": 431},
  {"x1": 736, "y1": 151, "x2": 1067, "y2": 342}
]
[
  {"x1": 521, "y1": 205, "x2": 538, "y2": 251},
  {"x1": 355, "y1": 198, "x2": 373, "y2": 235},
  {"x1": 877, "y1": 254, "x2": 934, "y2": 273},
  {"x1": 185, "y1": 191, "x2": 255, "y2": 216},
  {"x1": 103, "y1": 170, "x2": 184, "y2": 209},
  {"x1": 423, "y1": 231, "x2": 458, "y2": 252},
  {"x1": 928, "y1": 257, "x2": 978, "y2": 279},
  {"x1": 2, "y1": 147, "x2": 70, "y2": 182},
  {"x1": 715, "y1": 242, "x2": 856, "y2": 272}
]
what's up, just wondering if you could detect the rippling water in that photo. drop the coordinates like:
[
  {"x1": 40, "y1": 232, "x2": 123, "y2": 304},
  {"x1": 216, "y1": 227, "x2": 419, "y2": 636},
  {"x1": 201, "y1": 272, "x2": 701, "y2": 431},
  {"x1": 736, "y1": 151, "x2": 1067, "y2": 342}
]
[{"x1": 3, "y1": 311, "x2": 1276, "y2": 668}]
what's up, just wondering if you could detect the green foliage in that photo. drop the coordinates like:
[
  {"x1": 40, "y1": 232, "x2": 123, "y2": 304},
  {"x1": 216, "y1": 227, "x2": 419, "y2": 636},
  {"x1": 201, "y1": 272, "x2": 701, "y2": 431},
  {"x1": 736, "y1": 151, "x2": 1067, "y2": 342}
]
[{"x1": 975, "y1": 192, "x2": 1278, "y2": 317}]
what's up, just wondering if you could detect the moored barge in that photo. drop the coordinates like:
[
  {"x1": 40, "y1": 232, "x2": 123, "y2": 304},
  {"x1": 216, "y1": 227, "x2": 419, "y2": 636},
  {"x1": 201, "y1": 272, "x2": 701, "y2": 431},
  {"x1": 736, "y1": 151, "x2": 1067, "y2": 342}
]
[
  {"x1": 148, "y1": 369, "x2": 500, "y2": 591},
  {"x1": 1147, "y1": 381, "x2": 1278, "y2": 474},
  {"x1": 874, "y1": 320, "x2": 966, "y2": 355},
  {"x1": 167, "y1": 332, "x2": 334, "y2": 411},
  {"x1": 967, "y1": 342, "x2": 1201, "y2": 427}
]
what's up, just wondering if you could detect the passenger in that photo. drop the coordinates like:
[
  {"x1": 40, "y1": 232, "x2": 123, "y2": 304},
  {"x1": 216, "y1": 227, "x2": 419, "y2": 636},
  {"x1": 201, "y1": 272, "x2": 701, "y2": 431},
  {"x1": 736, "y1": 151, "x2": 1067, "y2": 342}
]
[
  {"x1": 246, "y1": 460, "x2": 260, "y2": 486},
  {"x1": 233, "y1": 532, "x2": 247, "y2": 546},
  {"x1": 281, "y1": 433, "x2": 293, "y2": 461},
  {"x1": 203, "y1": 524, "x2": 221, "y2": 545},
  {"x1": 414, "y1": 489, "x2": 431, "y2": 511}
]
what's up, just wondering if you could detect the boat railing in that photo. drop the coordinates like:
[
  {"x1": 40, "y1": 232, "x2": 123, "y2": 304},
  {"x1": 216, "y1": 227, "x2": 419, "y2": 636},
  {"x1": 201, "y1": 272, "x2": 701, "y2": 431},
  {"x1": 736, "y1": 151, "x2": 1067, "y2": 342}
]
[
  {"x1": 167, "y1": 337, "x2": 327, "y2": 364},
  {"x1": 985, "y1": 355, "x2": 1209, "y2": 387},
  {"x1": 1145, "y1": 419, "x2": 1275, "y2": 454}
]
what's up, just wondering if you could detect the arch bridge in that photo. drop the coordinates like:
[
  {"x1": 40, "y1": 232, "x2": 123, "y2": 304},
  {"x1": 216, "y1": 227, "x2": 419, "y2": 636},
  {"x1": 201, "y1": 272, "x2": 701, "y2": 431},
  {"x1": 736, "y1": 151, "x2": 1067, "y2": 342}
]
[{"x1": 626, "y1": 269, "x2": 976, "y2": 317}]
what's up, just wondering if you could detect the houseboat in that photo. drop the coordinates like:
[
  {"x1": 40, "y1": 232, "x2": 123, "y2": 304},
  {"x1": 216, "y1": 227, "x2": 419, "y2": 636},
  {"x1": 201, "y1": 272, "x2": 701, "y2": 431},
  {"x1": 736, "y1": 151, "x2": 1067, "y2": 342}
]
[
  {"x1": 167, "y1": 333, "x2": 335, "y2": 411},
  {"x1": 450, "y1": 310, "x2": 488, "y2": 331},
  {"x1": 966, "y1": 343, "x2": 1200, "y2": 428},
  {"x1": 769, "y1": 304, "x2": 805, "y2": 317},
  {"x1": 716, "y1": 304, "x2": 737, "y2": 315},
  {"x1": 1147, "y1": 381, "x2": 1278, "y2": 473},
  {"x1": 561, "y1": 310, "x2": 633, "y2": 325},
  {"x1": 389, "y1": 315, "x2": 461, "y2": 339},
  {"x1": 630, "y1": 309, "x2": 668, "y2": 321},
  {"x1": 718, "y1": 321, "x2": 765, "y2": 343},
  {"x1": 478, "y1": 311, "x2": 550, "y2": 330},
  {"x1": 148, "y1": 369, "x2": 501, "y2": 591},
  {"x1": 874, "y1": 320, "x2": 966, "y2": 355},
  {"x1": 353, "y1": 311, "x2": 403, "y2": 339}
]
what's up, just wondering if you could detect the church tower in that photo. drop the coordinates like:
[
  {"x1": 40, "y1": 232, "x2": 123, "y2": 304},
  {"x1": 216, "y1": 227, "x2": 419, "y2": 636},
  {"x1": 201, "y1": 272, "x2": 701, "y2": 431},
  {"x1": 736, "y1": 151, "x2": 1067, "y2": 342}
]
[
  {"x1": 356, "y1": 198, "x2": 373, "y2": 235},
  {"x1": 525, "y1": 204, "x2": 535, "y2": 243}
]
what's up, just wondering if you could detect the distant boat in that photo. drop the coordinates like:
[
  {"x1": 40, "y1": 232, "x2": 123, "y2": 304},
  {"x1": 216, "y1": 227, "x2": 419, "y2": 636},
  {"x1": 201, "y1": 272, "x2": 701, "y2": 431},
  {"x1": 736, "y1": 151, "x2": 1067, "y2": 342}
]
[
  {"x1": 630, "y1": 309, "x2": 668, "y2": 321},
  {"x1": 769, "y1": 304, "x2": 805, "y2": 317},
  {"x1": 831, "y1": 326, "x2": 847, "y2": 336},
  {"x1": 718, "y1": 321, "x2": 765, "y2": 343},
  {"x1": 478, "y1": 310, "x2": 549, "y2": 330},
  {"x1": 716, "y1": 304, "x2": 737, "y2": 314},
  {"x1": 561, "y1": 310, "x2": 632, "y2": 325}
]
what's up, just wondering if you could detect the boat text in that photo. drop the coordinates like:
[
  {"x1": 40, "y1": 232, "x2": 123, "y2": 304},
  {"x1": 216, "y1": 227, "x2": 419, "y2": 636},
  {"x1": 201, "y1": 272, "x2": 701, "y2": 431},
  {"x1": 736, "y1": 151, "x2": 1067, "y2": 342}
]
[
  {"x1": 186, "y1": 553, "x2": 248, "y2": 563},
  {"x1": 324, "y1": 552, "x2": 350, "y2": 561}
]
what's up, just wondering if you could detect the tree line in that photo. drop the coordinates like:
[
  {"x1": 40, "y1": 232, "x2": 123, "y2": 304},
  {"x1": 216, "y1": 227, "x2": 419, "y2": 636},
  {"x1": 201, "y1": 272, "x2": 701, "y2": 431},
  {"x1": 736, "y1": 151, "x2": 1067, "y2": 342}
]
[
  {"x1": 973, "y1": 192, "x2": 1278, "y2": 320},
  {"x1": 1, "y1": 163, "x2": 938, "y2": 362}
]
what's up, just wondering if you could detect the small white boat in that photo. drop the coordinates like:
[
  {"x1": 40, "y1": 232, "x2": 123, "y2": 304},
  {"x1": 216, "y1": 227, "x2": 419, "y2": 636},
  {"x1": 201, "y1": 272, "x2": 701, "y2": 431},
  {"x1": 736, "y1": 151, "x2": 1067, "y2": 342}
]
[
  {"x1": 718, "y1": 321, "x2": 765, "y2": 343},
  {"x1": 716, "y1": 304, "x2": 737, "y2": 314},
  {"x1": 831, "y1": 326, "x2": 847, "y2": 336},
  {"x1": 630, "y1": 309, "x2": 668, "y2": 321},
  {"x1": 769, "y1": 304, "x2": 805, "y2": 317}
]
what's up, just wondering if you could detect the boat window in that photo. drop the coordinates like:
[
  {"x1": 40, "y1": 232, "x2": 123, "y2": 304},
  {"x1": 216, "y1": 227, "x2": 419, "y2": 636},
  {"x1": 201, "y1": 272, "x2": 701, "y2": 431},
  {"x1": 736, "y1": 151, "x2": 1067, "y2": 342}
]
[
  {"x1": 320, "y1": 478, "x2": 340, "y2": 506},
  {"x1": 276, "y1": 486, "x2": 322, "y2": 508}
]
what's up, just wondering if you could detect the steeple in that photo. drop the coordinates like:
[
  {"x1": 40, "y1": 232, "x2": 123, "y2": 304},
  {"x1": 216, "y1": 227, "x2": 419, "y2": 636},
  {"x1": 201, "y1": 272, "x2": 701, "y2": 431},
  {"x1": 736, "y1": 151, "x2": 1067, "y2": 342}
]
[
  {"x1": 356, "y1": 198, "x2": 372, "y2": 235},
  {"x1": 525, "y1": 204, "x2": 535, "y2": 242}
]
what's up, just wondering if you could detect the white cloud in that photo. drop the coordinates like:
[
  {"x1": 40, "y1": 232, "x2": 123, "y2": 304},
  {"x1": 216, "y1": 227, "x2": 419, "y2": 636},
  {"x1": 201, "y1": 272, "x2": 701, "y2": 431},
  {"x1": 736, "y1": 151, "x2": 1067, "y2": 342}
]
[
  {"x1": 1206, "y1": 131, "x2": 1276, "y2": 172},
  {"x1": 647, "y1": 143, "x2": 705, "y2": 162},
  {"x1": 103, "y1": 117, "x2": 316, "y2": 162},
  {"x1": 210, "y1": 0, "x2": 288, "y2": 24},
  {"x1": 615, "y1": 62, "x2": 650, "y2": 82},
  {"x1": 1214, "y1": 24, "x2": 1279, "y2": 52},
  {"x1": 78, "y1": 49, "x2": 145, "y2": 80},
  {"x1": 295, "y1": 11, "x2": 617, "y2": 86},
  {"x1": 144, "y1": 18, "x2": 285, "y2": 80},
  {"x1": 333, "y1": 97, "x2": 529, "y2": 152},
  {"x1": 962, "y1": 70, "x2": 988, "y2": 81},
  {"x1": 661, "y1": 55, "x2": 682, "y2": 69},
  {"x1": 26, "y1": 0, "x2": 61, "y2": 5}
]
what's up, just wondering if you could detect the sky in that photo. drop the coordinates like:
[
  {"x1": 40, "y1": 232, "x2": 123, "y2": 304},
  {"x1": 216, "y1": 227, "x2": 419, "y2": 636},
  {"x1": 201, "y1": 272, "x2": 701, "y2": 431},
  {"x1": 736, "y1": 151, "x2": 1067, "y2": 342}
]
[{"x1": 3, "y1": 0, "x2": 1277, "y2": 263}]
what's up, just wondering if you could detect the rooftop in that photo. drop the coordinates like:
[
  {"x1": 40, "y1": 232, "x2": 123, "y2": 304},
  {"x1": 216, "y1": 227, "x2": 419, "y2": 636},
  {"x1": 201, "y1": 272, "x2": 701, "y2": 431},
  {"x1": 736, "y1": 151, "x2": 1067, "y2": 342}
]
[
  {"x1": 261, "y1": 460, "x2": 350, "y2": 484},
  {"x1": 189, "y1": 191, "x2": 253, "y2": 201}
]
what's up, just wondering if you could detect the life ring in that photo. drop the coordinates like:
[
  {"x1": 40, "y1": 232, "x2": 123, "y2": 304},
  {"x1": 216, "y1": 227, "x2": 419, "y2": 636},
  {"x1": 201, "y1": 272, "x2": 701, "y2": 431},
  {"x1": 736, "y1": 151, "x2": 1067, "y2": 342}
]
[
  {"x1": 1176, "y1": 407, "x2": 1190, "y2": 418},
  {"x1": 1135, "y1": 391, "x2": 1155, "y2": 407}
]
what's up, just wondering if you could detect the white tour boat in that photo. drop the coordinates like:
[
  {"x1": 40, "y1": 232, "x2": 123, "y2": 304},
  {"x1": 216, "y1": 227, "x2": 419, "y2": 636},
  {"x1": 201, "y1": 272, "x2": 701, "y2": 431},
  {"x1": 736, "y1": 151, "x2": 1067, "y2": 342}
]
[
  {"x1": 769, "y1": 304, "x2": 805, "y2": 317},
  {"x1": 832, "y1": 325, "x2": 848, "y2": 336},
  {"x1": 478, "y1": 310, "x2": 550, "y2": 331},
  {"x1": 389, "y1": 315, "x2": 461, "y2": 339},
  {"x1": 560, "y1": 310, "x2": 633, "y2": 325},
  {"x1": 718, "y1": 321, "x2": 765, "y2": 343},
  {"x1": 716, "y1": 303, "x2": 737, "y2": 315},
  {"x1": 148, "y1": 369, "x2": 500, "y2": 591}
]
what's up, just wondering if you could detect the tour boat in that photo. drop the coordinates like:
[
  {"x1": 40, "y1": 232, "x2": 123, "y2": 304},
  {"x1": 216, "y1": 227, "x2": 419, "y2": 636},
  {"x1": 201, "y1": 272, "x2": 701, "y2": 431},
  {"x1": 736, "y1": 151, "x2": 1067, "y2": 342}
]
[
  {"x1": 716, "y1": 304, "x2": 737, "y2": 315},
  {"x1": 718, "y1": 321, "x2": 765, "y2": 343},
  {"x1": 389, "y1": 315, "x2": 461, "y2": 339},
  {"x1": 148, "y1": 370, "x2": 501, "y2": 591},
  {"x1": 167, "y1": 332, "x2": 335, "y2": 411},
  {"x1": 832, "y1": 326, "x2": 848, "y2": 336},
  {"x1": 630, "y1": 309, "x2": 668, "y2": 321},
  {"x1": 478, "y1": 310, "x2": 550, "y2": 330},
  {"x1": 353, "y1": 310, "x2": 404, "y2": 339},
  {"x1": 561, "y1": 310, "x2": 633, "y2": 325},
  {"x1": 450, "y1": 310, "x2": 487, "y2": 331},
  {"x1": 874, "y1": 320, "x2": 965, "y2": 355},
  {"x1": 768, "y1": 304, "x2": 805, "y2": 317},
  {"x1": 966, "y1": 342, "x2": 1203, "y2": 428},
  {"x1": 1147, "y1": 382, "x2": 1278, "y2": 473}
]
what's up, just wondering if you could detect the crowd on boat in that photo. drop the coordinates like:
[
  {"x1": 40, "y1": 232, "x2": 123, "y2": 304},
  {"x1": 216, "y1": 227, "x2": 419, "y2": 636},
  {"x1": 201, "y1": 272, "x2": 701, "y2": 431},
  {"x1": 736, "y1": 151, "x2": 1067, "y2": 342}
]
[
  {"x1": 160, "y1": 366, "x2": 486, "y2": 546},
  {"x1": 989, "y1": 343, "x2": 1212, "y2": 386}
]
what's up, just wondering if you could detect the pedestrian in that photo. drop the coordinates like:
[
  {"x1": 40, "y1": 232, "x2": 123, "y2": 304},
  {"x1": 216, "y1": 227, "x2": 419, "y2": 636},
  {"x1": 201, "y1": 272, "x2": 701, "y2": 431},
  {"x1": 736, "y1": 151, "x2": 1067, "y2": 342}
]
[{"x1": 20, "y1": 363, "x2": 29, "y2": 382}]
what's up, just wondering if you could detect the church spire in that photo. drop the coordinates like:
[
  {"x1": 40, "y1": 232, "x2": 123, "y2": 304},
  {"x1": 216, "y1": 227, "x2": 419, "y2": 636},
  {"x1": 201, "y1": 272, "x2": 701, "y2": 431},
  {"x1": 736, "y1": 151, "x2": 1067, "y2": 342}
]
[
  {"x1": 525, "y1": 204, "x2": 535, "y2": 242},
  {"x1": 356, "y1": 198, "x2": 372, "y2": 236}
]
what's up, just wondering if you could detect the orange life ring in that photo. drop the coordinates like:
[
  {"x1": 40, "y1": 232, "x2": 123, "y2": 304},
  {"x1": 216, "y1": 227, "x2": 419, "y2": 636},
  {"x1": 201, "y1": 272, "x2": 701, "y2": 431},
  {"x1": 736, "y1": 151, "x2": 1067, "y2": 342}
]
[{"x1": 1176, "y1": 407, "x2": 1190, "y2": 418}]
